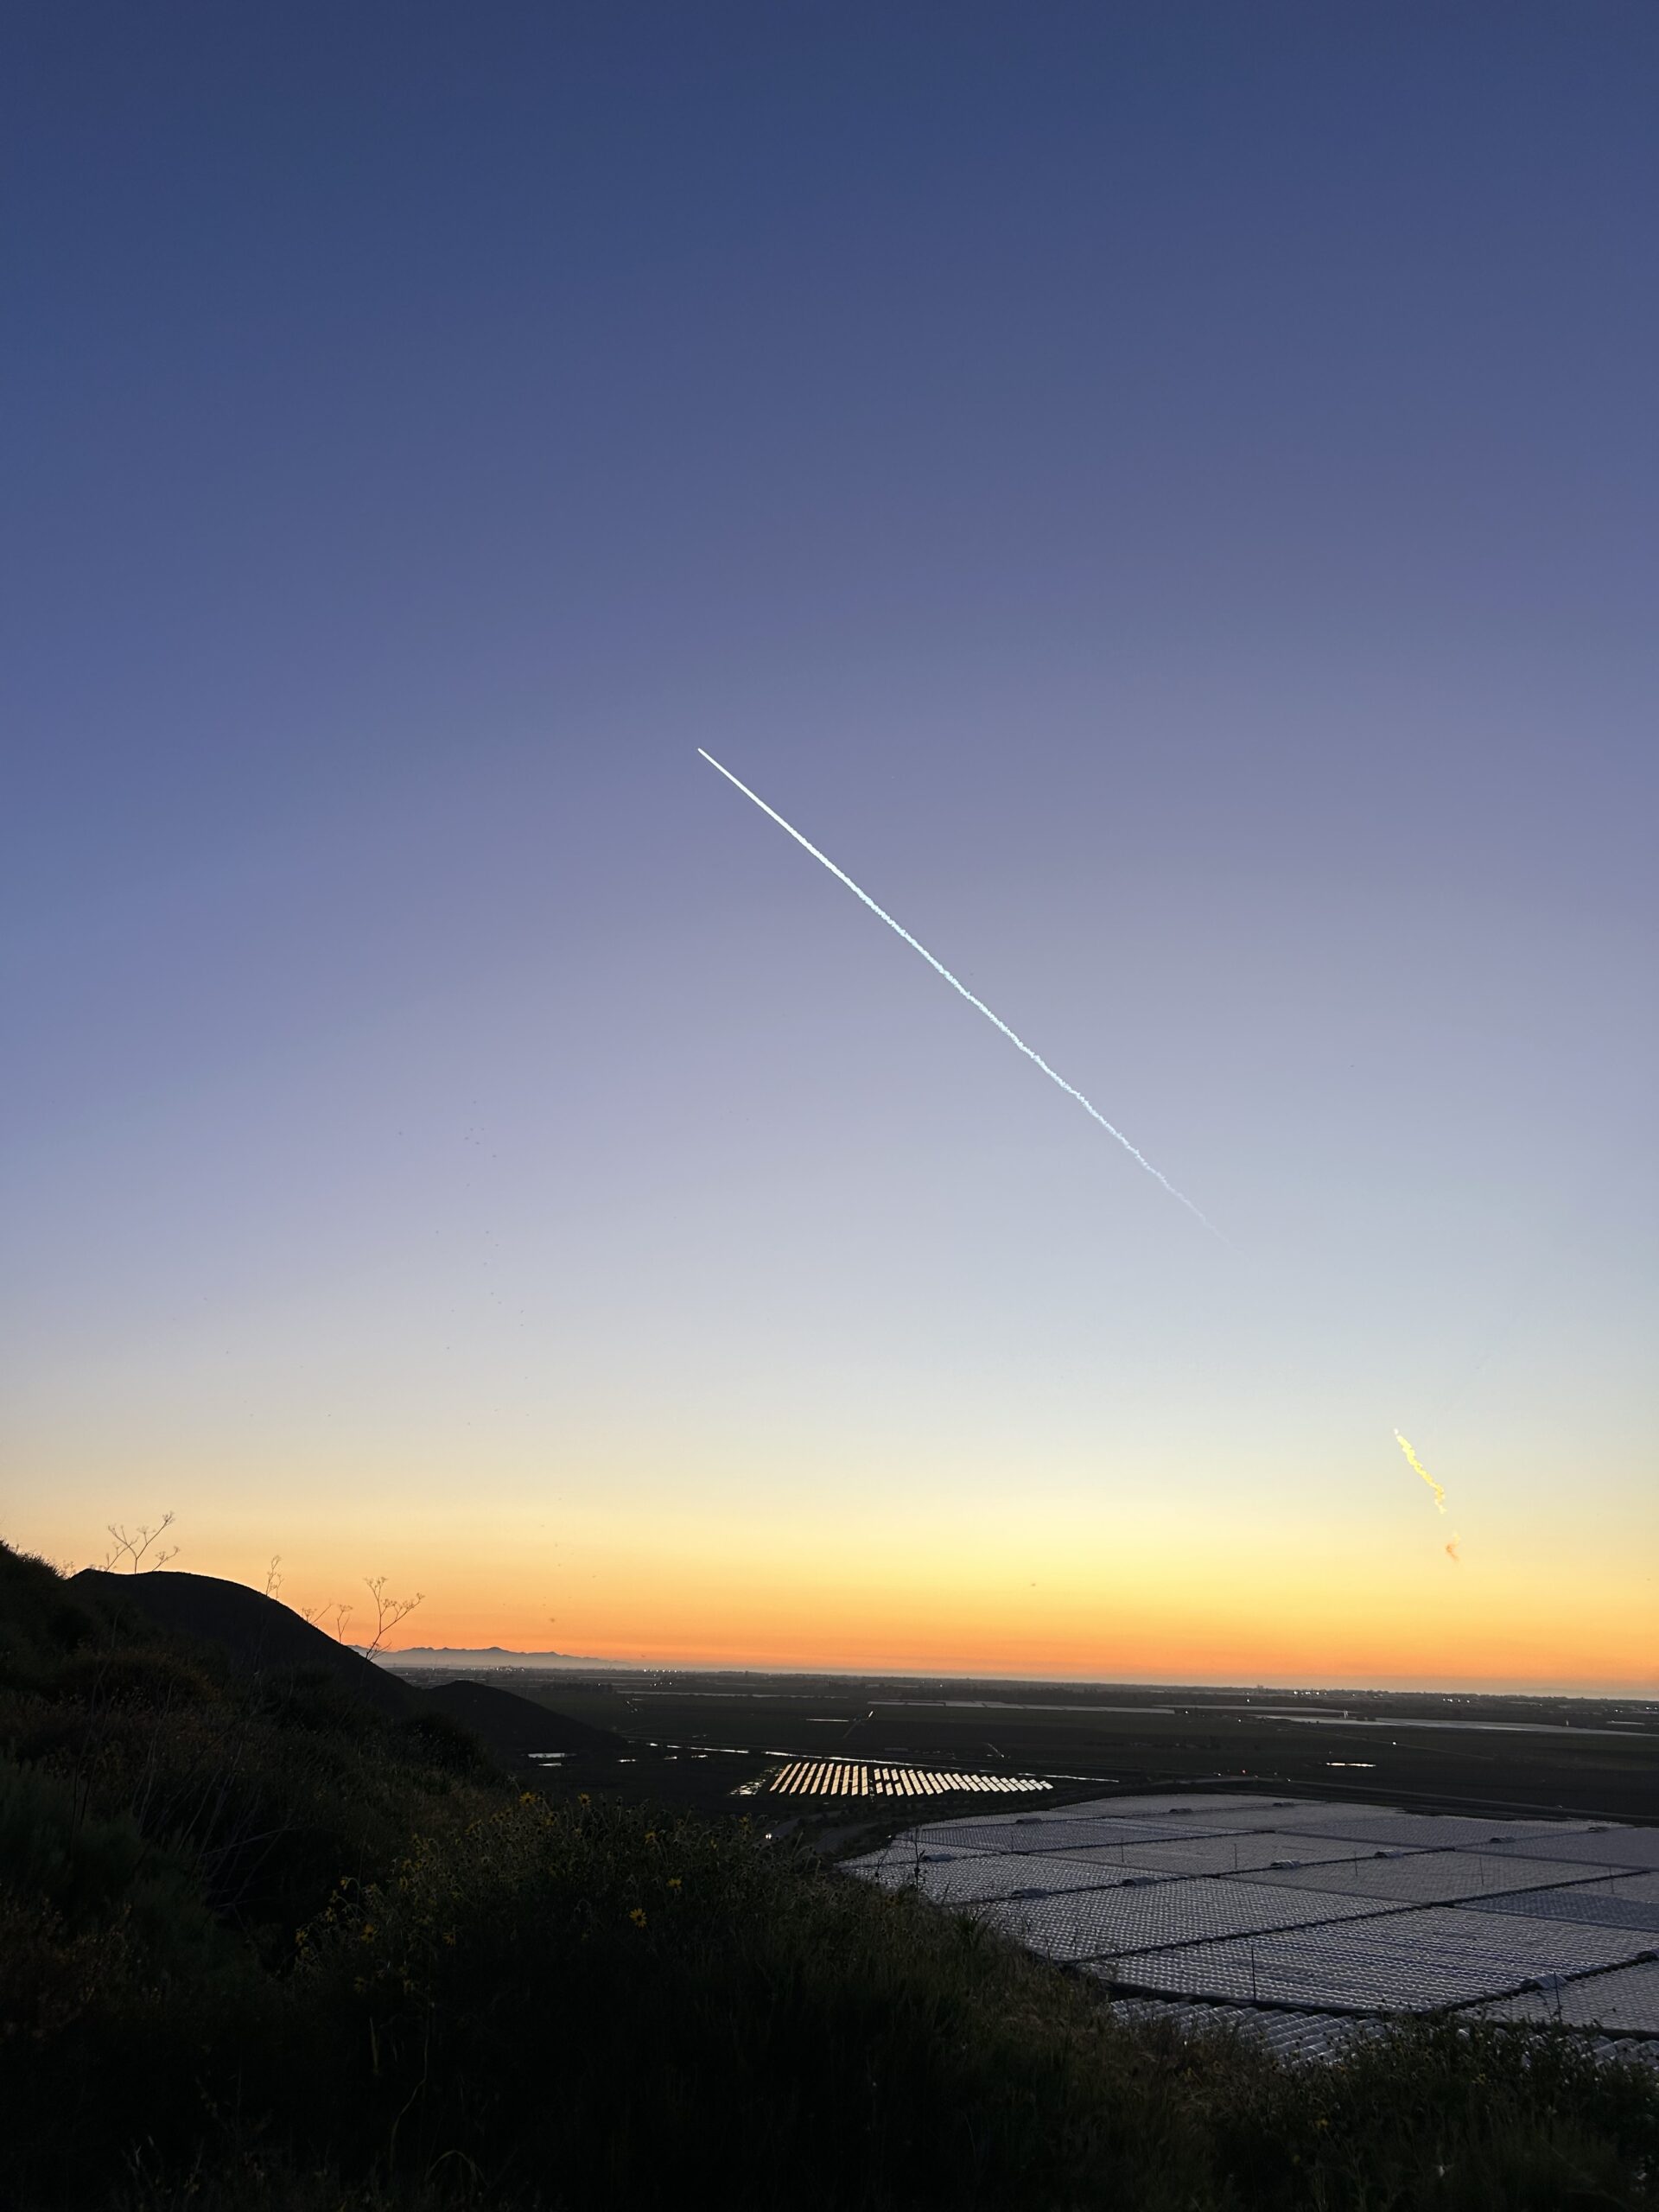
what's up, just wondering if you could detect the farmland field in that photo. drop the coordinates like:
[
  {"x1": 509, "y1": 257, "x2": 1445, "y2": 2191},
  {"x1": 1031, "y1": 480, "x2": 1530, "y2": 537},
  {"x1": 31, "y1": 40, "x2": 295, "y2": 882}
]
[{"x1": 386, "y1": 1667, "x2": 1659, "y2": 1825}]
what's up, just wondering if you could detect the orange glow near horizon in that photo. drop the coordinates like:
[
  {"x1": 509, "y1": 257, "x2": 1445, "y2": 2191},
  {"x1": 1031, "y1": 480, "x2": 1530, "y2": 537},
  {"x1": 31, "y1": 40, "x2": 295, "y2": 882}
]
[
  {"x1": 155, "y1": 1528, "x2": 1655, "y2": 1695},
  {"x1": 367, "y1": 1602, "x2": 1649, "y2": 1694},
  {"x1": 20, "y1": 1446, "x2": 1656, "y2": 1698}
]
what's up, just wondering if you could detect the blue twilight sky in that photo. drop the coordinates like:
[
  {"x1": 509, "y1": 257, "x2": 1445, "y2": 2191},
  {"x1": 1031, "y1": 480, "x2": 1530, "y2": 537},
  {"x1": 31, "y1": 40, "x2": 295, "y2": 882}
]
[{"x1": 3, "y1": 3, "x2": 1655, "y2": 1684}]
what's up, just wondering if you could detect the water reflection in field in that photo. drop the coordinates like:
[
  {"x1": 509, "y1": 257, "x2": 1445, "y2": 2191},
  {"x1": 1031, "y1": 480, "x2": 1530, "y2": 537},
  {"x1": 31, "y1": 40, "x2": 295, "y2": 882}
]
[{"x1": 741, "y1": 1758, "x2": 1048, "y2": 1800}]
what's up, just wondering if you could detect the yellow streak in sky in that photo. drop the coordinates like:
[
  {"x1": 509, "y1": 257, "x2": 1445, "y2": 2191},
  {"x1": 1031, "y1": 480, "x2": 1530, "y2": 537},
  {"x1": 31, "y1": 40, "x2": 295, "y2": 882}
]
[{"x1": 1394, "y1": 1428, "x2": 1446, "y2": 1513}]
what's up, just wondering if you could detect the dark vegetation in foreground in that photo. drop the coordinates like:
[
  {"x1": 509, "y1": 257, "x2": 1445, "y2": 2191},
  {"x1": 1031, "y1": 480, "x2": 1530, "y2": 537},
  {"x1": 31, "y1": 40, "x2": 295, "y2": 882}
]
[{"x1": 2, "y1": 1545, "x2": 1656, "y2": 2211}]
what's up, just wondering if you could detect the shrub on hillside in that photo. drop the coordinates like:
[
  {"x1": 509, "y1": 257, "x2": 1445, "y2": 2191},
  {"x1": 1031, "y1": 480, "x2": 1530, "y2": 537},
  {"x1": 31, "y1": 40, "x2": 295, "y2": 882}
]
[{"x1": 296, "y1": 1790, "x2": 1200, "y2": 2208}]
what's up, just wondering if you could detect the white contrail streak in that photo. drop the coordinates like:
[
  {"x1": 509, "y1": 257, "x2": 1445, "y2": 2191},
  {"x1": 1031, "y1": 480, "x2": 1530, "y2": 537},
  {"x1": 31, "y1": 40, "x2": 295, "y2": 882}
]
[{"x1": 697, "y1": 748, "x2": 1219, "y2": 1236}]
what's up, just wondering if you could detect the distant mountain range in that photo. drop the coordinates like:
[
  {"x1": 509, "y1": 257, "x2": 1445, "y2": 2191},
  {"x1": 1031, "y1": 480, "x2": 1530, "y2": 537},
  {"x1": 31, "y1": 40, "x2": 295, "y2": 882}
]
[{"x1": 370, "y1": 1644, "x2": 621, "y2": 1669}]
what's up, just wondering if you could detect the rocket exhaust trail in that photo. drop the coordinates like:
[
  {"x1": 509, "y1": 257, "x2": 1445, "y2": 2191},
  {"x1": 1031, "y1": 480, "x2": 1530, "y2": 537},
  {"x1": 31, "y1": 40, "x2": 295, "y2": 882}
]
[
  {"x1": 1394, "y1": 1429, "x2": 1446, "y2": 1514},
  {"x1": 697, "y1": 748, "x2": 1219, "y2": 1236}
]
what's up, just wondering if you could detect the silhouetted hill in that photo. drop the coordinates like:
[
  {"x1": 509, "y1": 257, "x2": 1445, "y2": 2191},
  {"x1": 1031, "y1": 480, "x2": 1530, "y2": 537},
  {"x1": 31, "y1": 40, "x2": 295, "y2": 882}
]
[
  {"x1": 71, "y1": 1567, "x2": 413, "y2": 1715},
  {"x1": 67, "y1": 1569, "x2": 624, "y2": 1755},
  {"x1": 419, "y1": 1678, "x2": 623, "y2": 1753}
]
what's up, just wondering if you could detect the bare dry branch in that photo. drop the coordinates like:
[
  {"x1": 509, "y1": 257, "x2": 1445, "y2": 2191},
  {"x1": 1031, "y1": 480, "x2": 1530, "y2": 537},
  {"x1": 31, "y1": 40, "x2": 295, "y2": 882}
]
[
  {"x1": 360, "y1": 1575, "x2": 423, "y2": 1657},
  {"x1": 103, "y1": 1512, "x2": 179, "y2": 1573}
]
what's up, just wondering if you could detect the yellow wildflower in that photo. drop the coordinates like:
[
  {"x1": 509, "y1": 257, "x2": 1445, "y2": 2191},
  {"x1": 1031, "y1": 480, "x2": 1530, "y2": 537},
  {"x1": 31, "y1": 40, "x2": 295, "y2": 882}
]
[{"x1": 629, "y1": 1907, "x2": 647, "y2": 1928}]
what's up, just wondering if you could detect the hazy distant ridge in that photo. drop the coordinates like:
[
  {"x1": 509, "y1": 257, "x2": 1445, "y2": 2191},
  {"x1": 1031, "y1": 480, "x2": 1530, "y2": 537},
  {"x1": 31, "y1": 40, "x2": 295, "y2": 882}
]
[{"x1": 373, "y1": 1644, "x2": 609, "y2": 1668}]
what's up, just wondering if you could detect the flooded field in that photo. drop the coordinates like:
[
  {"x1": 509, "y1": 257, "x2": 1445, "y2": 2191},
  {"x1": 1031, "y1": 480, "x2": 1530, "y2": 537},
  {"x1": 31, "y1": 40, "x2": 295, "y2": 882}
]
[{"x1": 746, "y1": 1758, "x2": 1048, "y2": 1799}]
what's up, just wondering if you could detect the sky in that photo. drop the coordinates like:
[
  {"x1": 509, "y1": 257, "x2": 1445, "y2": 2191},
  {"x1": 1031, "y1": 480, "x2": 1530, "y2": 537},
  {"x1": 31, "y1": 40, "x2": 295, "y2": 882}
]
[{"x1": 4, "y1": 3, "x2": 1656, "y2": 1691}]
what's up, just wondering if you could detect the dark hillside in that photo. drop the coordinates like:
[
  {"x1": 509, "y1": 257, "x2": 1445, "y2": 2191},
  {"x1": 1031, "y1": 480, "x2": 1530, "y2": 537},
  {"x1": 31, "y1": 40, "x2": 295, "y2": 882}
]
[
  {"x1": 419, "y1": 1675, "x2": 623, "y2": 1754},
  {"x1": 70, "y1": 1567, "x2": 414, "y2": 1716},
  {"x1": 66, "y1": 1570, "x2": 623, "y2": 1762}
]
